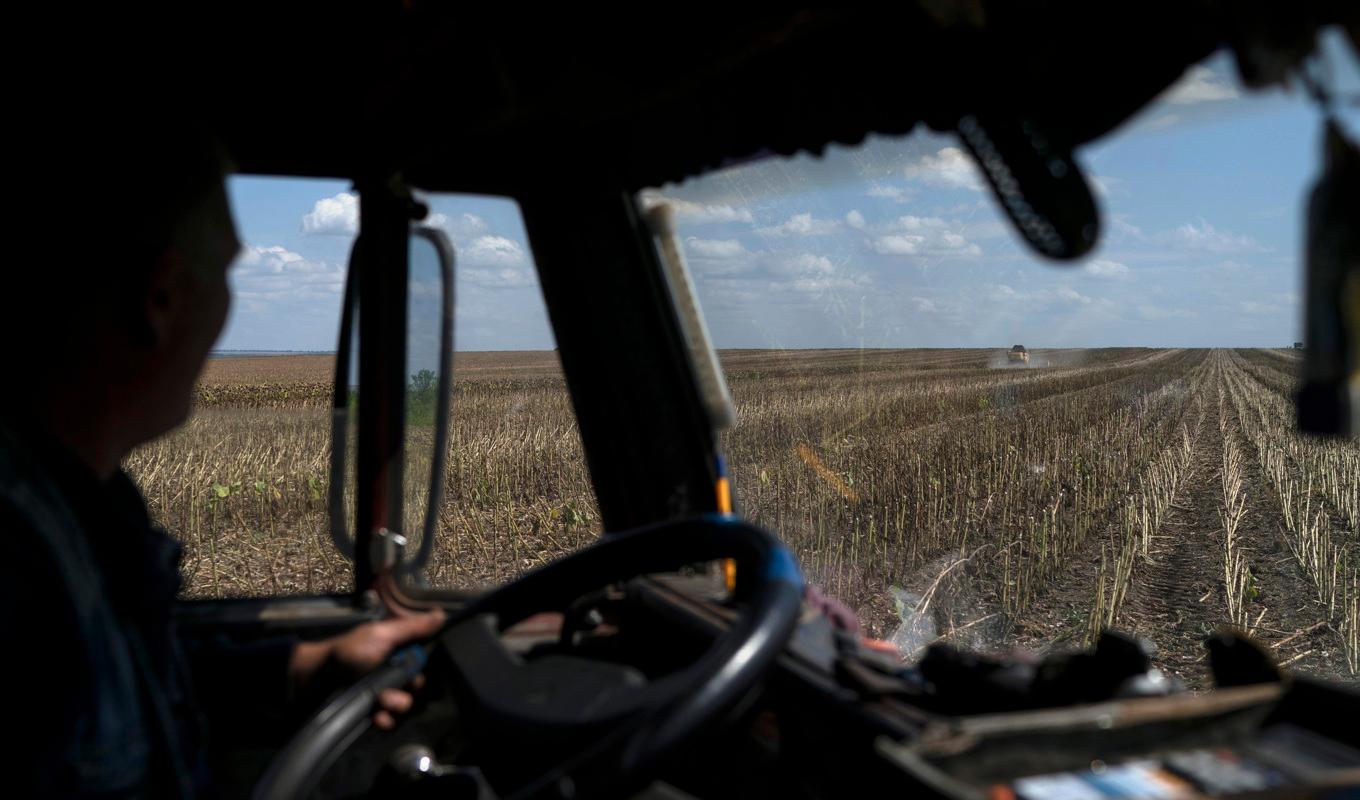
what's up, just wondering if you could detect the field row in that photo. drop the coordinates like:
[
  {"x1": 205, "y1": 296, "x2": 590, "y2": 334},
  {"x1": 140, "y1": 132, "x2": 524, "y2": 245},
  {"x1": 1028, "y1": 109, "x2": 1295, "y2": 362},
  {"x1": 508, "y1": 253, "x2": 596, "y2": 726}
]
[{"x1": 138, "y1": 349, "x2": 1356, "y2": 685}]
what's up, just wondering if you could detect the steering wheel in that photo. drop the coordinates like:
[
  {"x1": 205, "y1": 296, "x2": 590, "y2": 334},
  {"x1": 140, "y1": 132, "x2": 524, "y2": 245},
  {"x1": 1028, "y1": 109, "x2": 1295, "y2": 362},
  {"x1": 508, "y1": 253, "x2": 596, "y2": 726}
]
[{"x1": 254, "y1": 515, "x2": 805, "y2": 800}]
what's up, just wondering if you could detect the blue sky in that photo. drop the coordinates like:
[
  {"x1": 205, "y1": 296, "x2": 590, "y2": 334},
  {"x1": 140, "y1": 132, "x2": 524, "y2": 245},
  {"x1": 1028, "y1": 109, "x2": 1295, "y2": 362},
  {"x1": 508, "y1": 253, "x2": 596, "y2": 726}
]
[{"x1": 219, "y1": 35, "x2": 1358, "y2": 352}]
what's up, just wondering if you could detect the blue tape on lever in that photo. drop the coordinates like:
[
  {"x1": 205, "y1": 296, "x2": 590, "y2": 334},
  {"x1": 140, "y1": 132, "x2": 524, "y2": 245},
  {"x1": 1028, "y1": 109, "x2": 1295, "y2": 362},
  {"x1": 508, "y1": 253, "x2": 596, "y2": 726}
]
[
  {"x1": 762, "y1": 545, "x2": 803, "y2": 587},
  {"x1": 389, "y1": 643, "x2": 428, "y2": 677}
]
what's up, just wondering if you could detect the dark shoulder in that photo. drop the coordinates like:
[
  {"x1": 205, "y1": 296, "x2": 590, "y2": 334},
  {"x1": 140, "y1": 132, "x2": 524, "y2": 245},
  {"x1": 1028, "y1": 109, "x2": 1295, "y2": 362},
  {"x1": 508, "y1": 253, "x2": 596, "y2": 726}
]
[
  {"x1": 0, "y1": 418, "x2": 101, "y2": 676},
  {"x1": 0, "y1": 421, "x2": 100, "y2": 589},
  {"x1": 0, "y1": 501, "x2": 75, "y2": 616},
  {"x1": 0, "y1": 466, "x2": 86, "y2": 793},
  {"x1": 0, "y1": 421, "x2": 85, "y2": 652},
  {"x1": 0, "y1": 424, "x2": 157, "y2": 796},
  {"x1": 0, "y1": 426, "x2": 78, "y2": 594}
]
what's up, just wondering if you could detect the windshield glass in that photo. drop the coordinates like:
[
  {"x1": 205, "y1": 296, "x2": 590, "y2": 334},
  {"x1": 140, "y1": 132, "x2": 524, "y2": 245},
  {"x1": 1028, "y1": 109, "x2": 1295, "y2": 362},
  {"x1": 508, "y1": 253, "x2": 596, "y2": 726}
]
[{"x1": 645, "y1": 46, "x2": 1360, "y2": 689}]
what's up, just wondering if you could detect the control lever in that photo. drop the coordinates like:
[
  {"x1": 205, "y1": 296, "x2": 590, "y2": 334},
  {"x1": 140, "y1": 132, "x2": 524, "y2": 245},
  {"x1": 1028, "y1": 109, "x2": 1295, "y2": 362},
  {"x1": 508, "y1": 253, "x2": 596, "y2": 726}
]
[{"x1": 386, "y1": 746, "x2": 488, "y2": 798}]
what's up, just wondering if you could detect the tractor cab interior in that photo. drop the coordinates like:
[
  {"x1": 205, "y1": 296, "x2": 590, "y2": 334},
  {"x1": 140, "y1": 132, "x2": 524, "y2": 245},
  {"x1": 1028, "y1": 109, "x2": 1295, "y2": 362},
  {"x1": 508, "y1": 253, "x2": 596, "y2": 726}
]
[{"x1": 56, "y1": 3, "x2": 1360, "y2": 799}]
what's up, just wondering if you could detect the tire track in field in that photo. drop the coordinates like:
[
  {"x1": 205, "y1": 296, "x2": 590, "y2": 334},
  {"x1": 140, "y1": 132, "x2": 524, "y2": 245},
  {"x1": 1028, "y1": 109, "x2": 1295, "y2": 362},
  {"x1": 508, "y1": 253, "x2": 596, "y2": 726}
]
[
  {"x1": 903, "y1": 355, "x2": 1210, "y2": 655},
  {"x1": 869, "y1": 352, "x2": 1354, "y2": 688},
  {"x1": 1112, "y1": 370, "x2": 1224, "y2": 690},
  {"x1": 1220, "y1": 361, "x2": 1354, "y2": 683},
  {"x1": 1096, "y1": 356, "x2": 1346, "y2": 688},
  {"x1": 739, "y1": 349, "x2": 1202, "y2": 642},
  {"x1": 1000, "y1": 355, "x2": 1213, "y2": 660}
]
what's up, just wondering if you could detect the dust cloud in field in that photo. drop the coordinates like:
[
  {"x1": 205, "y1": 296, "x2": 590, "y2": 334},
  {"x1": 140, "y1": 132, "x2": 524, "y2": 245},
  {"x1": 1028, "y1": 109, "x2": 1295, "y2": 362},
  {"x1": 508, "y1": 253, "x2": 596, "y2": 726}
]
[
  {"x1": 1043, "y1": 349, "x2": 1091, "y2": 369},
  {"x1": 986, "y1": 353, "x2": 1031, "y2": 369},
  {"x1": 985, "y1": 348, "x2": 1091, "y2": 370}
]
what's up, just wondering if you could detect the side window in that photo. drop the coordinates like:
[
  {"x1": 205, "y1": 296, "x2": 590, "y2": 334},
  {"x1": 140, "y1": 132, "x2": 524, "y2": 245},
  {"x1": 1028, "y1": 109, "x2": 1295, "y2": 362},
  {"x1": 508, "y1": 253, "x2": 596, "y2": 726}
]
[
  {"x1": 126, "y1": 179, "x2": 600, "y2": 599},
  {"x1": 128, "y1": 176, "x2": 356, "y2": 599},
  {"x1": 414, "y1": 194, "x2": 598, "y2": 590}
]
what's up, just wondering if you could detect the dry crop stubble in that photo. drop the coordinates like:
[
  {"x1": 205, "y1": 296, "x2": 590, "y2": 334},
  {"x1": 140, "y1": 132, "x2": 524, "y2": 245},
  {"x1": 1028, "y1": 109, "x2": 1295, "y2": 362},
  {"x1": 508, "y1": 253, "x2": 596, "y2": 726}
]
[{"x1": 134, "y1": 349, "x2": 1358, "y2": 684}]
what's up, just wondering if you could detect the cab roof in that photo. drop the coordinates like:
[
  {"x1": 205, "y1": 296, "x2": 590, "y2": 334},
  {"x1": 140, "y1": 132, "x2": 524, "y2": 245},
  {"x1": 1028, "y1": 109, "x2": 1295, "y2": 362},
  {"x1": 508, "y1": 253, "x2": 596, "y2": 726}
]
[{"x1": 187, "y1": 2, "x2": 1255, "y2": 194}]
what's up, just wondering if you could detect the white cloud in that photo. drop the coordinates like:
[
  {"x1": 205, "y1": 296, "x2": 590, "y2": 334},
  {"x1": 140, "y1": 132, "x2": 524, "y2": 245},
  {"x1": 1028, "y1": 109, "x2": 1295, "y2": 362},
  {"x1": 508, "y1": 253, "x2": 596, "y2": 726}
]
[
  {"x1": 237, "y1": 245, "x2": 301, "y2": 271},
  {"x1": 236, "y1": 245, "x2": 332, "y2": 275},
  {"x1": 786, "y1": 276, "x2": 865, "y2": 293},
  {"x1": 985, "y1": 283, "x2": 1098, "y2": 310},
  {"x1": 756, "y1": 212, "x2": 839, "y2": 237},
  {"x1": 901, "y1": 147, "x2": 983, "y2": 191},
  {"x1": 463, "y1": 267, "x2": 535, "y2": 289},
  {"x1": 866, "y1": 184, "x2": 911, "y2": 202},
  {"x1": 775, "y1": 253, "x2": 836, "y2": 276},
  {"x1": 1145, "y1": 113, "x2": 1181, "y2": 130},
  {"x1": 301, "y1": 192, "x2": 358, "y2": 236},
  {"x1": 1160, "y1": 65, "x2": 1240, "y2": 106},
  {"x1": 846, "y1": 210, "x2": 866, "y2": 230},
  {"x1": 871, "y1": 226, "x2": 981, "y2": 257},
  {"x1": 426, "y1": 211, "x2": 487, "y2": 241},
  {"x1": 1089, "y1": 175, "x2": 1121, "y2": 198},
  {"x1": 872, "y1": 235, "x2": 924, "y2": 255},
  {"x1": 684, "y1": 237, "x2": 747, "y2": 259},
  {"x1": 1055, "y1": 286, "x2": 1092, "y2": 306},
  {"x1": 889, "y1": 215, "x2": 947, "y2": 231},
  {"x1": 414, "y1": 211, "x2": 537, "y2": 289},
  {"x1": 455, "y1": 235, "x2": 536, "y2": 289},
  {"x1": 763, "y1": 253, "x2": 870, "y2": 295},
  {"x1": 1168, "y1": 220, "x2": 1262, "y2": 253},
  {"x1": 929, "y1": 234, "x2": 978, "y2": 255},
  {"x1": 462, "y1": 235, "x2": 528, "y2": 267},
  {"x1": 1085, "y1": 259, "x2": 1129, "y2": 279},
  {"x1": 1110, "y1": 215, "x2": 1145, "y2": 242},
  {"x1": 638, "y1": 192, "x2": 754, "y2": 224},
  {"x1": 231, "y1": 244, "x2": 344, "y2": 304}
]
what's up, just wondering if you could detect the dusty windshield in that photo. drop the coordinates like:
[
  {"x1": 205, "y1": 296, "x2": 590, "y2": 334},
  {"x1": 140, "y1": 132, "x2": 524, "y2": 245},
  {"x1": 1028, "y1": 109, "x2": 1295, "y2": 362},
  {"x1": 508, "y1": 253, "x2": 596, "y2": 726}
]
[
  {"x1": 646, "y1": 50, "x2": 1360, "y2": 688},
  {"x1": 133, "y1": 46, "x2": 1359, "y2": 691}
]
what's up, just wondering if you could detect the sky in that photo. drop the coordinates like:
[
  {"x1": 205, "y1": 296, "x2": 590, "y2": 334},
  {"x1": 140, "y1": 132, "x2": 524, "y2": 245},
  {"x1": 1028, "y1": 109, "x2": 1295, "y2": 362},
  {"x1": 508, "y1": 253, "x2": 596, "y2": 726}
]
[{"x1": 217, "y1": 32, "x2": 1359, "y2": 353}]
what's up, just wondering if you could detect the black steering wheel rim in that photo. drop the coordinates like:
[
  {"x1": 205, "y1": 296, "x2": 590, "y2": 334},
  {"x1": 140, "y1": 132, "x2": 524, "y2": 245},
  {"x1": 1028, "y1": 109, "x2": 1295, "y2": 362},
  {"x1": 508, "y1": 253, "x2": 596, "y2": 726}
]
[{"x1": 253, "y1": 514, "x2": 804, "y2": 800}]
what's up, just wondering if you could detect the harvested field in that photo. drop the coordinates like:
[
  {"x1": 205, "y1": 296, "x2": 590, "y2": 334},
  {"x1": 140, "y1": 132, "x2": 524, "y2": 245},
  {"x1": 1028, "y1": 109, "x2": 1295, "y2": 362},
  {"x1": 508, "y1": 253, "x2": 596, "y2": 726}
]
[{"x1": 129, "y1": 348, "x2": 1359, "y2": 687}]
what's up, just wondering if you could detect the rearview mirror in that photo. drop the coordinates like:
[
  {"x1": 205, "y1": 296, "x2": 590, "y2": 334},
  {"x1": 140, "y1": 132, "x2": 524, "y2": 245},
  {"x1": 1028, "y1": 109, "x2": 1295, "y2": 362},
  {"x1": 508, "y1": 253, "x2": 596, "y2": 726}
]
[
  {"x1": 328, "y1": 225, "x2": 455, "y2": 578},
  {"x1": 328, "y1": 241, "x2": 359, "y2": 560},
  {"x1": 401, "y1": 227, "x2": 455, "y2": 578}
]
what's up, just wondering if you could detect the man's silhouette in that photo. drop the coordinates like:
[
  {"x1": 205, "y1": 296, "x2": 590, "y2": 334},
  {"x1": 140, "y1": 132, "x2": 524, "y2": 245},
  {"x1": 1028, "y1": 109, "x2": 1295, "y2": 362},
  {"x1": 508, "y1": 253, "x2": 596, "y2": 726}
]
[{"x1": 1, "y1": 124, "x2": 443, "y2": 797}]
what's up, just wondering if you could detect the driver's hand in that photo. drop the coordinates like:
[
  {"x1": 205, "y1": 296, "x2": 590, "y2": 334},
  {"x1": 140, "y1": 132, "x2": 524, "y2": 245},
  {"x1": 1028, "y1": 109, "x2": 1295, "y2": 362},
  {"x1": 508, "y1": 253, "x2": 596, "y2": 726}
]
[{"x1": 290, "y1": 608, "x2": 446, "y2": 730}]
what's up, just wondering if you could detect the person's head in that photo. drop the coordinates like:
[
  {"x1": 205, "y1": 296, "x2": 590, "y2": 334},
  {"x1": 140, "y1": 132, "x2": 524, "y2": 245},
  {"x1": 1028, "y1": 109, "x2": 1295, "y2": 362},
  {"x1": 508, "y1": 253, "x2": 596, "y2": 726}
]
[{"x1": 7, "y1": 122, "x2": 241, "y2": 470}]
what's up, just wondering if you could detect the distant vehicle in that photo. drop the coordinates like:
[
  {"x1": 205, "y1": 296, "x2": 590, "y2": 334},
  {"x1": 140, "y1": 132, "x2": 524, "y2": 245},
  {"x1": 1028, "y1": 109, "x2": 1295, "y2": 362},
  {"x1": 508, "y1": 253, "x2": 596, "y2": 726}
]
[
  {"x1": 1008, "y1": 344, "x2": 1030, "y2": 365},
  {"x1": 1293, "y1": 342, "x2": 1304, "y2": 349}
]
